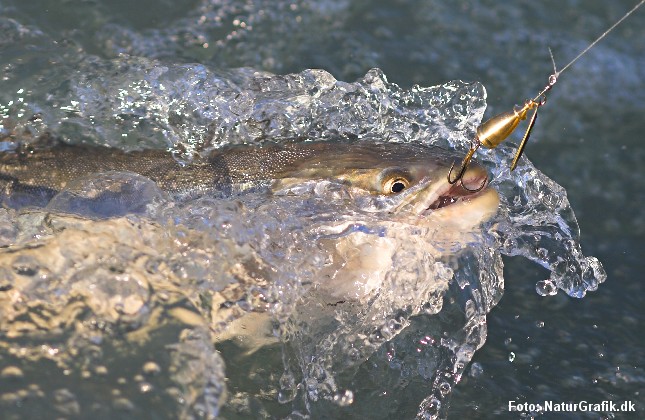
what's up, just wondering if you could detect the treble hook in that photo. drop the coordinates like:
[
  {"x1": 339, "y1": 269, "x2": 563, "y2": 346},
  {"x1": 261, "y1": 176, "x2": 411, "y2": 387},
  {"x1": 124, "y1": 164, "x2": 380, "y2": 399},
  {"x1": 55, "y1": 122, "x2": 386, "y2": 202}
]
[
  {"x1": 447, "y1": 141, "x2": 484, "y2": 192},
  {"x1": 448, "y1": 73, "x2": 557, "y2": 187}
]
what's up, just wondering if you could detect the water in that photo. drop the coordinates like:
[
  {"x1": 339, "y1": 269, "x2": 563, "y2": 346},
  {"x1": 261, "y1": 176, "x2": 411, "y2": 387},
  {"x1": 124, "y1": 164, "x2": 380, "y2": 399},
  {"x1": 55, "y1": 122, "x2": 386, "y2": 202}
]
[{"x1": 1, "y1": 0, "x2": 643, "y2": 418}]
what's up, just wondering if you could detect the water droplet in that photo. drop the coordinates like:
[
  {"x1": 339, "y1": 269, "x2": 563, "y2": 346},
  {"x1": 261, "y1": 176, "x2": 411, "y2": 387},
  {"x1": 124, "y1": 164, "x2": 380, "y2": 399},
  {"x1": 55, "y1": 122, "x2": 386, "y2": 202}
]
[
  {"x1": 438, "y1": 381, "x2": 451, "y2": 396},
  {"x1": 1, "y1": 366, "x2": 24, "y2": 379},
  {"x1": 27, "y1": 384, "x2": 45, "y2": 398},
  {"x1": 536, "y1": 279, "x2": 558, "y2": 296},
  {"x1": 332, "y1": 389, "x2": 354, "y2": 406},
  {"x1": 142, "y1": 361, "x2": 161, "y2": 376},
  {"x1": 464, "y1": 299, "x2": 476, "y2": 318},
  {"x1": 53, "y1": 388, "x2": 80, "y2": 416},
  {"x1": 508, "y1": 352, "x2": 516, "y2": 362},
  {"x1": 469, "y1": 362, "x2": 483, "y2": 378},
  {"x1": 348, "y1": 347, "x2": 361, "y2": 361},
  {"x1": 536, "y1": 247, "x2": 549, "y2": 259},
  {"x1": 278, "y1": 370, "x2": 297, "y2": 404},
  {"x1": 423, "y1": 397, "x2": 442, "y2": 416},
  {"x1": 139, "y1": 382, "x2": 153, "y2": 393},
  {"x1": 95, "y1": 365, "x2": 108, "y2": 375}
]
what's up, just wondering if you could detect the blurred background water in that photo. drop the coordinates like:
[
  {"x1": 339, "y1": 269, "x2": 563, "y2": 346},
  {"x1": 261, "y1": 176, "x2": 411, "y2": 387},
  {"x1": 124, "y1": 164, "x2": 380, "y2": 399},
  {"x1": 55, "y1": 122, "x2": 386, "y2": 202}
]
[{"x1": 1, "y1": 0, "x2": 643, "y2": 418}]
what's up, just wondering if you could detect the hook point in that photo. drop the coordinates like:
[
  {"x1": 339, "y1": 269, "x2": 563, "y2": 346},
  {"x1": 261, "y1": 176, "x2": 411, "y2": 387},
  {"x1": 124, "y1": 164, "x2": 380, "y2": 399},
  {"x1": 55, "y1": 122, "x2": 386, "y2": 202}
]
[{"x1": 459, "y1": 175, "x2": 488, "y2": 193}]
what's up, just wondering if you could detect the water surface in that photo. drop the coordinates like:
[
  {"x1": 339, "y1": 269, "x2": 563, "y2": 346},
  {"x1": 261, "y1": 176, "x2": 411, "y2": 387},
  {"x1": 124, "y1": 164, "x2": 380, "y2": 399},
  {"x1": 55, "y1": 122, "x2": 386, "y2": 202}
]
[{"x1": 1, "y1": 0, "x2": 643, "y2": 418}]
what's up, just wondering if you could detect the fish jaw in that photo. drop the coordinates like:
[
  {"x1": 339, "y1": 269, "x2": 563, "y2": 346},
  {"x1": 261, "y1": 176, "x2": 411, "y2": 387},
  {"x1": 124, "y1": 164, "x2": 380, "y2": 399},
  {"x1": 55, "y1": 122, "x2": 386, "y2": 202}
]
[{"x1": 394, "y1": 163, "x2": 499, "y2": 230}]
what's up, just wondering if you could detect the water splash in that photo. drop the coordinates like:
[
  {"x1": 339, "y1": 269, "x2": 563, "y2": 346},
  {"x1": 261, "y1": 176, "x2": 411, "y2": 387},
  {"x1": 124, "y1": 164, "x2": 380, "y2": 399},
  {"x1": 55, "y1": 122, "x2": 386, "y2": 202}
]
[{"x1": 0, "y1": 8, "x2": 605, "y2": 419}]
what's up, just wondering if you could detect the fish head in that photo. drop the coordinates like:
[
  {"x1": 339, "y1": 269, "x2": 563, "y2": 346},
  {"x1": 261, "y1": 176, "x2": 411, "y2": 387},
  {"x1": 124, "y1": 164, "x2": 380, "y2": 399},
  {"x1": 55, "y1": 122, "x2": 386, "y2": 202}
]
[
  {"x1": 271, "y1": 142, "x2": 500, "y2": 301},
  {"x1": 386, "y1": 153, "x2": 500, "y2": 231},
  {"x1": 273, "y1": 142, "x2": 499, "y2": 230}
]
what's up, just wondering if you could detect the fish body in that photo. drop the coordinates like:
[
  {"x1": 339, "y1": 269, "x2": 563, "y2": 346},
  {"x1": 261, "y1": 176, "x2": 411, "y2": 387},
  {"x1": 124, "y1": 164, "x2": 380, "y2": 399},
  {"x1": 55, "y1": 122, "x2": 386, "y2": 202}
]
[{"x1": 0, "y1": 141, "x2": 497, "y2": 222}]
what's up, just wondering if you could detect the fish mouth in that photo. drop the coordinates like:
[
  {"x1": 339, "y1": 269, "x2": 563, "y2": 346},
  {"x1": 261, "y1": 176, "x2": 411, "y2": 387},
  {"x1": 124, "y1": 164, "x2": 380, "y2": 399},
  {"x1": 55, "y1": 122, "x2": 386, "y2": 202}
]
[
  {"x1": 396, "y1": 165, "x2": 499, "y2": 227},
  {"x1": 424, "y1": 170, "x2": 490, "y2": 212}
]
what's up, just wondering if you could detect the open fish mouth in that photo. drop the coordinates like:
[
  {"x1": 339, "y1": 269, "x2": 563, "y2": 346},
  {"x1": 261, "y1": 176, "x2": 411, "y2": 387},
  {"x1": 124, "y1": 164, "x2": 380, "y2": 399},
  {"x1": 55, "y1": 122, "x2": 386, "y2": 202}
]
[
  {"x1": 425, "y1": 170, "x2": 490, "y2": 212},
  {"x1": 391, "y1": 163, "x2": 499, "y2": 228}
]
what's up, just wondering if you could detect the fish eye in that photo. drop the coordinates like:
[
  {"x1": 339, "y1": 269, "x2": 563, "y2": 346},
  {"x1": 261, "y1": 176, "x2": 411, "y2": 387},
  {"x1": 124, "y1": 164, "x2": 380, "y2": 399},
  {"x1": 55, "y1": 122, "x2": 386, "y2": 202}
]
[
  {"x1": 379, "y1": 168, "x2": 412, "y2": 194},
  {"x1": 390, "y1": 179, "x2": 407, "y2": 193},
  {"x1": 383, "y1": 176, "x2": 410, "y2": 194}
]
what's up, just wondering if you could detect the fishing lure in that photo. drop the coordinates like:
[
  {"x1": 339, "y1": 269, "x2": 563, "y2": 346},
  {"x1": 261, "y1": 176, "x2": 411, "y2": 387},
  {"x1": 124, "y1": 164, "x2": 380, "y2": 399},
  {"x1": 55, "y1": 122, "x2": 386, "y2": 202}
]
[{"x1": 448, "y1": 0, "x2": 645, "y2": 191}]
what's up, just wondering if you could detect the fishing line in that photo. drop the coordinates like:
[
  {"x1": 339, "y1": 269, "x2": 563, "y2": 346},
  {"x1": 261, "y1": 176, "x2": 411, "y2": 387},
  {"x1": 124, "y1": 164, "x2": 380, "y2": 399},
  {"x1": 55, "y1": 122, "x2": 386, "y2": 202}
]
[
  {"x1": 449, "y1": 0, "x2": 645, "y2": 186},
  {"x1": 533, "y1": 0, "x2": 645, "y2": 102}
]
